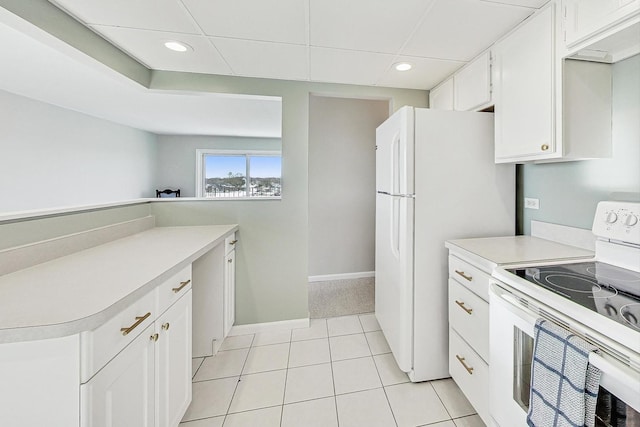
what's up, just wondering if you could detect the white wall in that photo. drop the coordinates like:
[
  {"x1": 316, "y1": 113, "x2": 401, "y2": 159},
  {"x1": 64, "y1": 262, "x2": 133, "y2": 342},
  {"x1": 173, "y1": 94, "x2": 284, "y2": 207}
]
[
  {"x1": 0, "y1": 90, "x2": 157, "y2": 212},
  {"x1": 308, "y1": 95, "x2": 390, "y2": 277},
  {"x1": 155, "y1": 135, "x2": 281, "y2": 196}
]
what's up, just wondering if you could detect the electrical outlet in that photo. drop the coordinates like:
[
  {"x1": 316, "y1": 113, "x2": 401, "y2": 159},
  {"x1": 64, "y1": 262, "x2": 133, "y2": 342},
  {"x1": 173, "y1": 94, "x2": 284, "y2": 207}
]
[{"x1": 525, "y1": 198, "x2": 540, "y2": 210}]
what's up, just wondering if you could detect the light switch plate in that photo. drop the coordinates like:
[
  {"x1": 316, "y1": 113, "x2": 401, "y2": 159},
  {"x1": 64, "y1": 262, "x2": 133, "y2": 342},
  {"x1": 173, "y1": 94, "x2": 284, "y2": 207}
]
[{"x1": 525, "y1": 198, "x2": 540, "y2": 210}]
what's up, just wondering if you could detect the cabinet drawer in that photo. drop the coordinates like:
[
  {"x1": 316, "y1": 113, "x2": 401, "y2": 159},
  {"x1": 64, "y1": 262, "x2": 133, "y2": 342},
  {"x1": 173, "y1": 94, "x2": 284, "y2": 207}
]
[
  {"x1": 449, "y1": 328, "x2": 490, "y2": 425},
  {"x1": 157, "y1": 265, "x2": 192, "y2": 316},
  {"x1": 448, "y1": 255, "x2": 490, "y2": 301},
  {"x1": 80, "y1": 290, "x2": 155, "y2": 383},
  {"x1": 224, "y1": 233, "x2": 238, "y2": 255},
  {"x1": 449, "y1": 280, "x2": 489, "y2": 362}
]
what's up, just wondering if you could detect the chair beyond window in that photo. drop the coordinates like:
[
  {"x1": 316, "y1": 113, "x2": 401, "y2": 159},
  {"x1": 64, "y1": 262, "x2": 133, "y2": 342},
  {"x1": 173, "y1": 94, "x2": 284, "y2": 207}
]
[{"x1": 156, "y1": 189, "x2": 181, "y2": 198}]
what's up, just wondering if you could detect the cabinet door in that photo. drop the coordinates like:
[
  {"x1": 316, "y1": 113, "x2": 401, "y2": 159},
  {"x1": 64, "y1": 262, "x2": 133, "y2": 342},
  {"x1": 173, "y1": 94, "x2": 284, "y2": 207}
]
[
  {"x1": 454, "y1": 52, "x2": 492, "y2": 111},
  {"x1": 429, "y1": 78, "x2": 454, "y2": 110},
  {"x1": 564, "y1": 0, "x2": 640, "y2": 47},
  {"x1": 81, "y1": 325, "x2": 155, "y2": 427},
  {"x1": 156, "y1": 291, "x2": 192, "y2": 427},
  {"x1": 223, "y1": 250, "x2": 236, "y2": 338},
  {"x1": 494, "y1": 6, "x2": 556, "y2": 162}
]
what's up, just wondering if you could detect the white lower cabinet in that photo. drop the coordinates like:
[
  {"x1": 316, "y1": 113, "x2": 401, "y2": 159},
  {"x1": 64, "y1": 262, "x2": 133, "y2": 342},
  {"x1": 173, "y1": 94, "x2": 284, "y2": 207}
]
[
  {"x1": 81, "y1": 324, "x2": 156, "y2": 427},
  {"x1": 156, "y1": 291, "x2": 192, "y2": 427},
  {"x1": 449, "y1": 328, "x2": 489, "y2": 422},
  {"x1": 82, "y1": 290, "x2": 193, "y2": 427},
  {"x1": 447, "y1": 254, "x2": 492, "y2": 425},
  {"x1": 223, "y1": 248, "x2": 236, "y2": 338},
  {"x1": 223, "y1": 232, "x2": 237, "y2": 338}
]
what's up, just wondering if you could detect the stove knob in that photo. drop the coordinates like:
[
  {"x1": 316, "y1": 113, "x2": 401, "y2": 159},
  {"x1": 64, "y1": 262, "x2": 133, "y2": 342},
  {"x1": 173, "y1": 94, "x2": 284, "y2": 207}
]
[
  {"x1": 624, "y1": 214, "x2": 638, "y2": 227},
  {"x1": 605, "y1": 212, "x2": 618, "y2": 224},
  {"x1": 621, "y1": 309, "x2": 638, "y2": 325}
]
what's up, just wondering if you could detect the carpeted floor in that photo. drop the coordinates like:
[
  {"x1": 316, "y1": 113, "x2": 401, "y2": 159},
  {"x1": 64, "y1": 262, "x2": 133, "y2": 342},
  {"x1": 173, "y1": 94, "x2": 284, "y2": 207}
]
[{"x1": 308, "y1": 277, "x2": 375, "y2": 319}]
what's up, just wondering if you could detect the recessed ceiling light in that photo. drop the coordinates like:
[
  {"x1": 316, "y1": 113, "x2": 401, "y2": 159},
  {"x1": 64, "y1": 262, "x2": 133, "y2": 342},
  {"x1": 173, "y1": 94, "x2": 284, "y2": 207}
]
[
  {"x1": 164, "y1": 41, "x2": 192, "y2": 52},
  {"x1": 394, "y1": 62, "x2": 413, "y2": 71}
]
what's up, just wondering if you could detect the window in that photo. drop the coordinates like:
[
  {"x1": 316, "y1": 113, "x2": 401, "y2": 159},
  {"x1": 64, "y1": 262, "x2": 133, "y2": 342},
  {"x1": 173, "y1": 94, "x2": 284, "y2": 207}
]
[{"x1": 196, "y1": 150, "x2": 282, "y2": 199}]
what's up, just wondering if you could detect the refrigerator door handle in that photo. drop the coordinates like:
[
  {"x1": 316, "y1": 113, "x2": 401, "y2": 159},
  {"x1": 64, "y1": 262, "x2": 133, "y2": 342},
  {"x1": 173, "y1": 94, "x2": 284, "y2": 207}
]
[
  {"x1": 392, "y1": 133, "x2": 401, "y2": 196},
  {"x1": 391, "y1": 197, "x2": 401, "y2": 259}
]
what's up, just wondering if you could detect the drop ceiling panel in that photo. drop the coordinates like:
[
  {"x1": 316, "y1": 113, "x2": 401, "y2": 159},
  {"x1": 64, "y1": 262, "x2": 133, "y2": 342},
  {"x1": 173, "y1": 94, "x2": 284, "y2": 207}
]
[
  {"x1": 182, "y1": 0, "x2": 308, "y2": 44},
  {"x1": 310, "y1": 47, "x2": 395, "y2": 86},
  {"x1": 310, "y1": 0, "x2": 436, "y2": 53},
  {"x1": 212, "y1": 38, "x2": 309, "y2": 81},
  {"x1": 403, "y1": 0, "x2": 534, "y2": 61},
  {"x1": 486, "y1": 0, "x2": 550, "y2": 7},
  {"x1": 93, "y1": 26, "x2": 232, "y2": 75},
  {"x1": 0, "y1": 17, "x2": 282, "y2": 137},
  {"x1": 376, "y1": 57, "x2": 464, "y2": 90},
  {"x1": 49, "y1": 0, "x2": 199, "y2": 34}
]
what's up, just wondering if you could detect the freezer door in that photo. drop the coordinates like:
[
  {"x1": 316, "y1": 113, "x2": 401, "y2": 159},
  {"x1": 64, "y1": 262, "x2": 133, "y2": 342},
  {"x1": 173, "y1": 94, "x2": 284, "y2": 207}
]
[
  {"x1": 375, "y1": 193, "x2": 414, "y2": 373},
  {"x1": 375, "y1": 106, "x2": 414, "y2": 195}
]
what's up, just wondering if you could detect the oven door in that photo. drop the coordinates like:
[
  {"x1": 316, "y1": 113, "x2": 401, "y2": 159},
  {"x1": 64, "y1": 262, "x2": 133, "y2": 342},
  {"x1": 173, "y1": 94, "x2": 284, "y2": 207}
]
[{"x1": 489, "y1": 282, "x2": 640, "y2": 427}]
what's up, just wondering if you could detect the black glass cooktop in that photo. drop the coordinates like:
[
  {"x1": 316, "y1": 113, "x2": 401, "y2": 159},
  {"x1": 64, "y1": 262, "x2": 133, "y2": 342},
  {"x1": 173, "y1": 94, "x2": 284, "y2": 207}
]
[{"x1": 508, "y1": 262, "x2": 640, "y2": 332}]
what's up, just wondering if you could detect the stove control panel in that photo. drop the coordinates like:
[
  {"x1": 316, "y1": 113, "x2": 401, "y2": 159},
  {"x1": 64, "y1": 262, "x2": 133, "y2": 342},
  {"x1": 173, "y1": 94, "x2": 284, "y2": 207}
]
[{"x1": 593, "y1": 201, "x2": 640, "y2": 245}]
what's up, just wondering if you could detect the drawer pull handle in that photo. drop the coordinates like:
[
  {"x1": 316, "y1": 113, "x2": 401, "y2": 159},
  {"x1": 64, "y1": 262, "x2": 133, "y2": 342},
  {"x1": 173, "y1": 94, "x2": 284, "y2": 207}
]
[
  {"x1": 230, "y1": 239, "x2": 238, "y2": 245},
  {"x1": 455, "y1": 300, "x2": 473, "y2": 315},
  {"x1": 121, "y1": 312, "x2": 151, "y2": 336},
  {"x1": 172, "y1": 279, "x2": 191, "y2": 293},
  {"x1": 455, "y1": 270, "x2": 472, "y2": 281},
  {"x1": 456, "y1": 355, "x2": 474, "y2": 375},
  {"x1": 162, "y1": 322, "x2": 170, "y2": 331},
  {"x1": 150, "y1": 333, "x2": 159, "y2": 342}
]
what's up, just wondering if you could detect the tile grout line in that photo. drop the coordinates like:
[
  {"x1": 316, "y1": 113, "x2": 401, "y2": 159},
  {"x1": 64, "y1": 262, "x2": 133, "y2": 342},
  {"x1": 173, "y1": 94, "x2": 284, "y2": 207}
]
[
  {"x1": 361, "y1": 313, "x2": 401, "y2": 427},
  {"x1": 326, "y1": 318, "x2": 341, "y2": 427},
  {"x1": 221, "y1": 333, "x2": 255, "y2": 424},
  {"x1": 279, "y1": 329, "x2": 293, "y2": 427}
]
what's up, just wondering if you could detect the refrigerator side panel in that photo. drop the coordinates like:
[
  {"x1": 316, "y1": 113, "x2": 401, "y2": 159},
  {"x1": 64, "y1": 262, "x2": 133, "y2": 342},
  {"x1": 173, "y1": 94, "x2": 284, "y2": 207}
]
[
  {"x1": 375, "y1": 193, "x2": 414, "y2": 373},
  {"x1": 411, "y1": 108, "x2": 515, "y2": 382}
]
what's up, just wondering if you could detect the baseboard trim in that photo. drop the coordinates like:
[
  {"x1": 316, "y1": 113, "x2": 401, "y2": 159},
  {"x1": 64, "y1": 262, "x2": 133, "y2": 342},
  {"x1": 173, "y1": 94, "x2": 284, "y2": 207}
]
[
  {"x1": 228, "y1": 318, "x2": 310, "y2": 336},
  {"x1": 308, "y1": 271, "x2": 375, "y2": 283}
]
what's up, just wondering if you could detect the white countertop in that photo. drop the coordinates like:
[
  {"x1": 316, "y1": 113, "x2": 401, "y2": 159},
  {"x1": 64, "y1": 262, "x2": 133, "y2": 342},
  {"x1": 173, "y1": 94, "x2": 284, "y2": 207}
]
[
  {"x1": 0, "y1": 225, "x2": 238, "y2": 343},
  {"x1": 445, "y1": 235, "x2": 594, "y2": 269}
]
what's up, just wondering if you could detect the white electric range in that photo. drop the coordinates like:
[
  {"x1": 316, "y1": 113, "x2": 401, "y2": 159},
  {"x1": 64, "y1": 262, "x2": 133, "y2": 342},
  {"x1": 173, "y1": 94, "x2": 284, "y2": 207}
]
[{"x1": 490, "y1": 201, "x2": 640, "y2": 427}]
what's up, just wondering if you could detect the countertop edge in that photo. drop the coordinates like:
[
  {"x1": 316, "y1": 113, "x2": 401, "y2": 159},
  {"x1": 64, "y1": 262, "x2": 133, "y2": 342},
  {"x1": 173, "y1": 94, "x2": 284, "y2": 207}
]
[{"x1": 0, "y1": 224, "x2": 239, "y2": 344}]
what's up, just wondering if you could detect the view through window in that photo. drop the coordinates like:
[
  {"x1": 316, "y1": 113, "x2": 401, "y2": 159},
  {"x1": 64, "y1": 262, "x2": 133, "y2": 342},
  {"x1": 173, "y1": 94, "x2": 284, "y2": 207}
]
[{"x1": 197, "y1": 151, "x2": 282, "y2": 198}]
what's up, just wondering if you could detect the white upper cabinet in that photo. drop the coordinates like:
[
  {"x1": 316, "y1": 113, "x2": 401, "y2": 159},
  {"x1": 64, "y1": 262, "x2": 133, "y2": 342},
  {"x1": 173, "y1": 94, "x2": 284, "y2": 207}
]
[
  {"x1": 563, "y1": 0, "x2": 640, "y2": 50},
  {"x1": 429, "y1": 52, "x2": 492, "y2": 112},
  {"x1": 493, "y1": 1, "x2": 612, "y2": 163},
  {"x1": 429, "y1": 77, "x2": 454, "y2": 110},
  {"x1": 454, "y1": 52, "x2": 492, "y2": 112},
  {"x1": 494, "y1": 6, "x2": 555, "y2": 162}
]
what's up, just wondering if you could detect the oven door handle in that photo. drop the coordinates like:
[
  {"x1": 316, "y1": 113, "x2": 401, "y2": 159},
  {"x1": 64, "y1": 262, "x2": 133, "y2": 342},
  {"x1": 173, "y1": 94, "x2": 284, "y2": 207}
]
[
  {"x1": 490, "y1": 282, "x2": 640, "y2": 413},
  {"x1": 490, "y1": 282, "x2": 540, "y2": 323}
]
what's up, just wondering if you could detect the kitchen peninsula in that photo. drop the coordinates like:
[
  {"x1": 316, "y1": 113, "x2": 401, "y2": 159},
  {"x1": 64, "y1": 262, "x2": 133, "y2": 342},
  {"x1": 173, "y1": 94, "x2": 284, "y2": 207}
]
[{"x1": 0, "y1": 220, "x2": 238, "y2": 427}]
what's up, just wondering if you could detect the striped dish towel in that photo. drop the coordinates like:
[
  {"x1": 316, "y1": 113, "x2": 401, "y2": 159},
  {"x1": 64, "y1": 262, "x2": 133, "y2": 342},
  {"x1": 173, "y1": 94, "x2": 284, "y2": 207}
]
[{"x1": 527, "y1": 318, "x2": 601, "y2": 427}]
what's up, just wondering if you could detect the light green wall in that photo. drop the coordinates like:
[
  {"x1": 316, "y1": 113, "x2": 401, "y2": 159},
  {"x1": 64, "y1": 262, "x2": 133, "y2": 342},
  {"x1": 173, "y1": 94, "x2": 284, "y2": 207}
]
[
  {"x1": 149, "y1": 72, "x2": 428, "y2": 325},
  {"x1": 520, "y1": 55, "x2": 640, "y2": 234},
  {"x1": 308, "y1": 96, "x2": 390, "y2": 277}
]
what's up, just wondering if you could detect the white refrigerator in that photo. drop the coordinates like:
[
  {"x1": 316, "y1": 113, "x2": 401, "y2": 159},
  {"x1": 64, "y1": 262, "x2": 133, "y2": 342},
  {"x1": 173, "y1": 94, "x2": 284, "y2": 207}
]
[{"x1": 375, "y1": 106, "x2": 515, "y2": 382}]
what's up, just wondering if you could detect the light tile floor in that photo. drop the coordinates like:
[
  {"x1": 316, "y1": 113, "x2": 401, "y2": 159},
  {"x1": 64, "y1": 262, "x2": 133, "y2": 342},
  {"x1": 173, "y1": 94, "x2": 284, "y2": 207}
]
[{"x1": 181, "y1": 313, "x2": 486, "y2": 427}]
